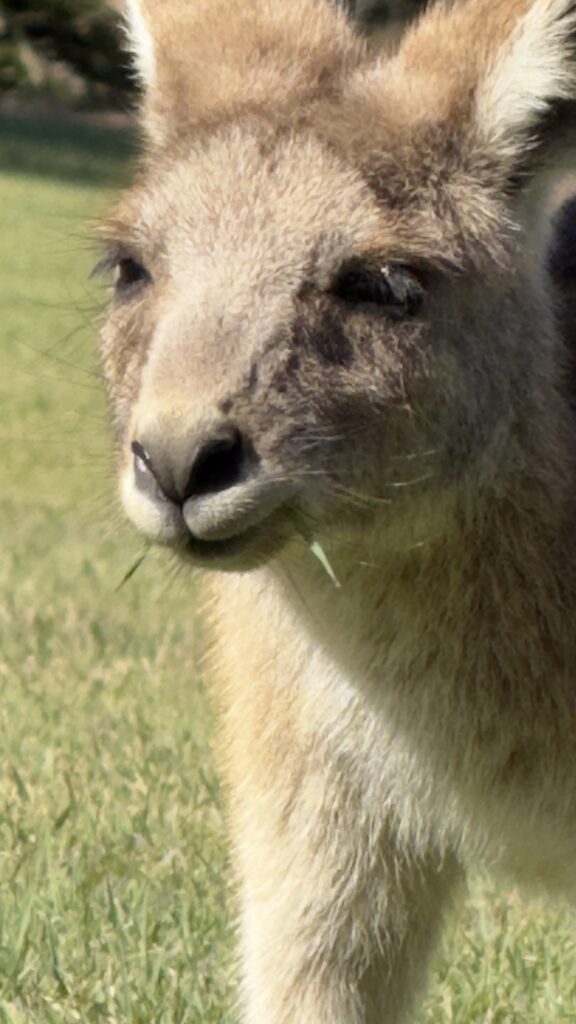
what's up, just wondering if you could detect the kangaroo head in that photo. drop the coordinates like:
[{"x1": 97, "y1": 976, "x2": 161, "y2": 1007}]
[{"x1": 100, "y1": 0, "x2": 576, "y2": 571}]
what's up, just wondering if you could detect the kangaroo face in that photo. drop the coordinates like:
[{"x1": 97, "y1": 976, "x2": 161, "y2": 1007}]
[
  {"x1": 101, "y1": 122, "x2": 520, "y2": 569},
  {"x1": 101, "y1": 0, "x2": 574, "y2": 571}
]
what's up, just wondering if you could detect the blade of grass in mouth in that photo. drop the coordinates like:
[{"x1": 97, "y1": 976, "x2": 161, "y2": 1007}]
[
  {"x1": 115, "y1": 546, "x2": 150, "y2": 591},
  {"x1": 310, "y1": 541, "x2": 341, "y2": 588}
]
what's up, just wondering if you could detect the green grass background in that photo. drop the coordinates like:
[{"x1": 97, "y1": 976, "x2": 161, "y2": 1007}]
[{"x1": 1, "y1": 112, "x2": 576, "y2": 1023}]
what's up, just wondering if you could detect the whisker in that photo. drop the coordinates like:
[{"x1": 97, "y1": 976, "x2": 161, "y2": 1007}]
[
  {"x1": 390, "y1": 449, "x2": 437, "y2": 463},
  {"x1": 8, "y1": 365, "x2": 102, "y2": 393},
  {"x1": 18, "y1": 339, "x2": 103, "y2": 382},
  {"x1": 379, "y1": 472, "x2": 434, "y2": 489},
  {"x1": 293, "y1": 436, "x2": 348, "y2": 451},
  {"x1": 332, "y1": 486, "x2": 392, "y2": 507}
]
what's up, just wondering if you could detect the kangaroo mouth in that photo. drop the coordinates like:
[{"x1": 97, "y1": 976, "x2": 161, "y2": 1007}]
[
  {"x1": 173, "y1": 478, "x2": 297, "y2": 568},
  {"x1": 175, "y1": 512, "x2": 290, "y2": 570},
  {"x1": 122, "y1": 451, "x2": 297, "y2": 569}
]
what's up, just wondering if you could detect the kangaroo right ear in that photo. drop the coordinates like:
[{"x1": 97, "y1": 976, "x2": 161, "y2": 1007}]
[{"x1": 123, "y1": 0, "x2": 364, "y2": 150}]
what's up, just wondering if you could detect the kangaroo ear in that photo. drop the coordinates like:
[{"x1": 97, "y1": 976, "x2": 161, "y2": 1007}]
[
  {"x1": 376, "y1": 0, "x2": 576, "y2": 186},
  {"x1": 123, "y1": 0, "x2": 364, "y2": 150},
  {"x1": 470, "y1": 0, "x2": 576, "y2": 177}
]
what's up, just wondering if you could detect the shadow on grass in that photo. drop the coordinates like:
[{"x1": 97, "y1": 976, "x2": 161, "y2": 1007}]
[{"x1": 0, "y1": 112, "x2": 136, "y2": 188}]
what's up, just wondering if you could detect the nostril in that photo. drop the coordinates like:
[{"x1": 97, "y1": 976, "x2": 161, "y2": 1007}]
[
  {"x1": 131, "y1": 439, "x2": 175, "y2": 502},
  {"x1": 131, "y1": 427, "x2": 251, "y2": 507},
  {"x1": 184, "y1": 430, "x2": 245, "y2": 500},
  {"x1": 131, "y1": 440, "x2": 152, "y2": 474}
]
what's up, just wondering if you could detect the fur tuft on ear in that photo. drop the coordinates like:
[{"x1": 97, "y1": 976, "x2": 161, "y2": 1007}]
[
  {"x1": 122, "y1": 0, "x2": 365, "y2": 150},
  {"x1": 475, "y1": 0, "x2": 576, "y2": 161},
  {"x1": 124, "y1": 0, "x2": 156, "y2": 90}
]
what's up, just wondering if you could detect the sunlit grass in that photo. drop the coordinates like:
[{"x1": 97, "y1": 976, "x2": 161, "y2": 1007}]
[
  {"x1": 0, "y1": 112, "x2": 575, "y2": 1023},
  {"x1": 0, "y1": 115, "x2": 235, "y2": 1023}
]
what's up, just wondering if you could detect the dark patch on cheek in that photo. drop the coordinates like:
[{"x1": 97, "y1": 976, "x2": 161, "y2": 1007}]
[
  {"x1": 248, "y1": 361, "x2": 259, "y2": 392},
  {"x1": 271, "y1": 350, "x2": 304, "y2": 395},
  {"x1": 286, "y1": 352, "x2": 301, "y2": 374},
  {"x1": 271, "y1": 370, "x2": 288, "y2": 394},
  {"x1": 294, "y1": 312, "x2": 354, "y2": 369},
  {"x1": 219, "y1": 397, "x2": 234, "y2": 414}
]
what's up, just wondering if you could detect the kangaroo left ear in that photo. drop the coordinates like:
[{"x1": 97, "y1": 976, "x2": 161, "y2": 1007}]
[{"x1": 472, "y1": 0, "x2": 576, "y2": 175}]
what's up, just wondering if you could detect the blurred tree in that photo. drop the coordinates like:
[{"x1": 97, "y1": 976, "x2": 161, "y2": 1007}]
[
  {"x1": 0, "y1": 0, "x2": 428, "y2": 106},
  {"x1": 0, "y1": 0, "x2": 131, "y2": 104}
]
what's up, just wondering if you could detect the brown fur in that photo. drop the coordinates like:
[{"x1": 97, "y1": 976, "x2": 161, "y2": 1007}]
[{"x1": 100, "y1": 0, "x2": 576, "y2": 1020}]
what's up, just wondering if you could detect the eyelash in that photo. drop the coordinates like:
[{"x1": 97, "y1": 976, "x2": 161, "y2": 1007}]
[
  {"x1": 92, "y1": 251, "x2": 151, "y2": 296},
  {"x1": 330, "y1": 260, "x2": 425, "y2": 316},
  {"x1": 115, "y1": 257, "x2": 150, "y2": 292}
]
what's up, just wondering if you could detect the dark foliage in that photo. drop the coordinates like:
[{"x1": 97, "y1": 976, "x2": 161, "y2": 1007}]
[
  {"x1": 0, "y1": 0, "x2": 428, "y2": 107},
  {"x1": 0, "y1": 0, "x2": 131, "y2": 105}
]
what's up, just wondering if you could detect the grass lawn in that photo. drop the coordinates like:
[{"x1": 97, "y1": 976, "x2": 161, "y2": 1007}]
[{"x1": 1, "y1": 111, "x2": 576, "y2": 1023}]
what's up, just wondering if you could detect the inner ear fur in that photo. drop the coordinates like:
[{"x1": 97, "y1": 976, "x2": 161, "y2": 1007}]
[{"x1": 123, "y1": 0, "x2": 366, "y2": 149}]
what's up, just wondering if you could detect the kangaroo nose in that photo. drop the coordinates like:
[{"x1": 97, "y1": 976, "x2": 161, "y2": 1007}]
[{"x1": 132, "y1": 425, "x2": 247, "y2": 505}]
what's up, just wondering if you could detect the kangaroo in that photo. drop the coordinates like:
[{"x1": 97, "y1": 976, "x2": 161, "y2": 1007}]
[{"x1": 99, "y1": 0, "x2": 576, "y2": 1020}]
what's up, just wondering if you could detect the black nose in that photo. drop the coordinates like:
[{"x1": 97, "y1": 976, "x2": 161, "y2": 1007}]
[{"x1": 132, "y1": 426, "x2": 247, "y2": 505}]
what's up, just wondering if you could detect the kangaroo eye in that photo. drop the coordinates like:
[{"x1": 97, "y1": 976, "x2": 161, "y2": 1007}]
[
  {"x1": 331, "y1": 260, "x2": 424, "y2": 316},
  {"x1": 115, "y1": 257, "x2": 150, "y2": 294}
]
